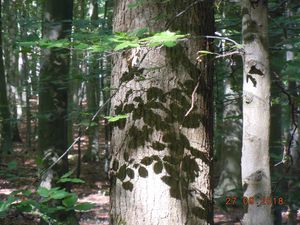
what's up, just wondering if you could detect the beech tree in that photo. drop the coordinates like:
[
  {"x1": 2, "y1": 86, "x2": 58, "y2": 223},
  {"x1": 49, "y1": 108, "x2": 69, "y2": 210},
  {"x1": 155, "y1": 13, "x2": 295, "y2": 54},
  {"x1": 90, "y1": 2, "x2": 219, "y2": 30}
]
[
  {"x1": 110, "y1": 0, "x2": 214, "y2": 224},
  {"x1": 241, "y1": 0, "x2": 272, "y2": 224},
  {"x1": 37, "y1": 1, "x2": 79, "y2": 224}
]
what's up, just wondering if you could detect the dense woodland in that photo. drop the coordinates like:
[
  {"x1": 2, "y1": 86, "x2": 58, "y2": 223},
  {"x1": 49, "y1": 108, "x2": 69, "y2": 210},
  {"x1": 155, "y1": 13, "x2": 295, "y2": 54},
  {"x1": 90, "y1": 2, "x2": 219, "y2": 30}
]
[{"x1": 0, "y1": 0, "x2": 300, "y2": 225}]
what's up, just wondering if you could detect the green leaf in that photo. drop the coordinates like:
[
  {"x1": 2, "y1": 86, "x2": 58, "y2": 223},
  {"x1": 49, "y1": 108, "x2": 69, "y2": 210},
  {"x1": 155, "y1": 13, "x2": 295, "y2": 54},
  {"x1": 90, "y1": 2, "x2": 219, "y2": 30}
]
[
  {"x1": 114, "y1": 41, "x2": 140, "y2": 51},
  {"x1": 61, "y1": 171, "x2": 73, "y2": 179},
  {"x1": 0, "y1": 196, "x2": 15, "y2": 214},
  {"x1": 142, "y1": 31, "x2": 185, "y2": 48},
  {"x1": 37, "y1": 187, "x2": 50, "y2": 198},
  {"x1": 197, "y1": 50, "x2": 216, "y2": 55},
  {"x1": 21, "y1": 190, "x2": 32, "y2": 197},
  {"x1": 74, "y1": 43, "x2": 89, "y2": 50},
  {"x1": 74, "y1": 203, "x2": 95, "y2": 211},
  {"x1": 58, "y1": 177, "x2": 85, "y2": 184},
  {"x1": 62, "y1": 194, "x2": 78, "y2": 208},
  {"x1": 49, "y1": 189, "x2": 70, "y2": 200},
  {"x1": 104, "y1": 114, "x2": 128, "y2": 122},
  {"x1": 15, "y1": 200, "x2": 35, "y2": 212},
  {"x1": 7, "y1": 161, "x2": 17, "y2": 170}
]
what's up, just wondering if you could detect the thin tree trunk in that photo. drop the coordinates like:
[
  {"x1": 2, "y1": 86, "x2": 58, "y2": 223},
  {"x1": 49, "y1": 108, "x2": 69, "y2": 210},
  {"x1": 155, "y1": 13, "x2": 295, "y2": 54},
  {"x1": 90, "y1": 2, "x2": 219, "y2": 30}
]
[
  {"x1": 20, "y1": 0, "x2": 32, "y2": 149},
  {"x1": 241, "y1": 1, "x2": 272, "y2": 224}
]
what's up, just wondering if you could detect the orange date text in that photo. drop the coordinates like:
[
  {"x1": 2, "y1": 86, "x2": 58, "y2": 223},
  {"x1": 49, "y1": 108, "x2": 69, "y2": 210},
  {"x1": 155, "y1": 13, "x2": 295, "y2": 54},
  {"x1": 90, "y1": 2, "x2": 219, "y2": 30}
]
[{"x1": 225, "y1": 196, "x2": 284, "y2": 206}]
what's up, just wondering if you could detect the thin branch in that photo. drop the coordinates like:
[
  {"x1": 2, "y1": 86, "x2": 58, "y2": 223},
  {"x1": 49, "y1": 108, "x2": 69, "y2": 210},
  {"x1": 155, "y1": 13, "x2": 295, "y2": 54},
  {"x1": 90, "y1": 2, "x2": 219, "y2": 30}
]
[
  {"x1": 40, "y1": 137, "x2": 81, "y2": 178},
  {"x1": 272, "y1": 71, "x2": 298, "y2": 168},
  {"x1": 205, "y1": 35, "x2": 241, "y2": 47},
  {"x1": 39, "y1": 78, "x2": 121, "y2": 179},
  {"x1": 215, "y1": 50, "x2": 241, "y2": 58},
  {"x1": 184, "y1": 80, "x2": 200, "y2": 117}
]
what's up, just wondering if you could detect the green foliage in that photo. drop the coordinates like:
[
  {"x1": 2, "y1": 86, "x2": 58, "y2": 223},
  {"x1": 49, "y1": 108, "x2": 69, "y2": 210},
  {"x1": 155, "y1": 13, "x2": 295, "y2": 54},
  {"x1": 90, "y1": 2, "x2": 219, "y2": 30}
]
[
  {"x1": 18, "y1": 29, "x2": 186, "y2": 53},
  {"x1": 7, "y1": 161, "x2": 17, "y2": 170},
  {"x1": 105, "y1": 114, "x2": 128, "y2": 122},
  {"x1": 141, "y1": 31, "x2": 185, "y2": 47},
  {"x1": 0, "y1": 173, "x2": 95, "y2": 223},
  {"x1": 74, "y1": 202, "x2": 95, "y2": 211},
  {"x1": 57, "y1": 171, "x2": 84, "y2": 186},
  {"x1": 0, "y1": 161, "x2": 18, "y2": 180},
  {"x1": 0, "y1": 196, "x2": 15, "y2": 218}
]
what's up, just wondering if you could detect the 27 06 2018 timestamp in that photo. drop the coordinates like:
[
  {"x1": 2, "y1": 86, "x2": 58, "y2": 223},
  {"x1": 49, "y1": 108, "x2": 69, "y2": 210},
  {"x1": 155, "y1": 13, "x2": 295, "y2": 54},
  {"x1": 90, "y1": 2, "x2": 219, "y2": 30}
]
[{"x1": 225, "y1": 196, "x2": 284, "y2": 206}]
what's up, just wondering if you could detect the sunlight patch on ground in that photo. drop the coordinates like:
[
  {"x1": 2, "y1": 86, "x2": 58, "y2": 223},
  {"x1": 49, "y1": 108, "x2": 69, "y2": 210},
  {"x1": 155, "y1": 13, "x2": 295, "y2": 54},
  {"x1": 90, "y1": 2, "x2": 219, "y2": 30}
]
[{"x1": 0, "y1": 188, "x2": 16, "y2": 195}]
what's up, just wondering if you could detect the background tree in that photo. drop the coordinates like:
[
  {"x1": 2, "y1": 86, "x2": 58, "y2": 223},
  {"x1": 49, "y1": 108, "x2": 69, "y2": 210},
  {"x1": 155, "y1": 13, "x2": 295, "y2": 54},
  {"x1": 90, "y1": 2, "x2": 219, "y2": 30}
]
[
  {"x1": 214, "y1": 2, "x2": 242, "y2": 200},
  {"x1": 38, "y1": 0, "x2": 73, "y2": 188},
  {"x1": 0, "y1": 0, "x2": 12, "y2": 156},
  {"x1": 241, "y1": 0, "x2": 272, "y2": 224},
  {"x1": 3, "y1": 0, "x2": 22, "y2": 143},
  {"x1": 37, "y1": 1, "x2": 79, "y2": 224}
]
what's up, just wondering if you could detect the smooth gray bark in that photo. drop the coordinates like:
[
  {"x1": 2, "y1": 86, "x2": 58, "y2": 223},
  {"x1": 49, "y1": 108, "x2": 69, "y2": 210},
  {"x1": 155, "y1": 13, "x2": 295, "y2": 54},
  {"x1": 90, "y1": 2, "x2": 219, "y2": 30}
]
[{"x1": 241, "y1": 1, "x2": 272, "y2": 224}]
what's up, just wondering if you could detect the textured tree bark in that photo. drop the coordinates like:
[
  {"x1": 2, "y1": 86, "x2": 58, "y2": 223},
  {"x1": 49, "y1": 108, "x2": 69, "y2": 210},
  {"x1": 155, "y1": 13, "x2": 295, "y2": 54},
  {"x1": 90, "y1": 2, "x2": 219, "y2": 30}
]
[
  {"x1": 38, "y1": 1, "x2": 78, "y2": 224},
  {"x1": 110, "y1": 1, "x2": 214, "y2": 224},
  {"x1": 3, "y1": 0, "x2": 22, "y2": 144},
  {"x1": 241, "y1": 1, "x2": 272, "y2": 224},
  {"x1": 0, "y1": 0, "x2": 12, "y2": 155}
]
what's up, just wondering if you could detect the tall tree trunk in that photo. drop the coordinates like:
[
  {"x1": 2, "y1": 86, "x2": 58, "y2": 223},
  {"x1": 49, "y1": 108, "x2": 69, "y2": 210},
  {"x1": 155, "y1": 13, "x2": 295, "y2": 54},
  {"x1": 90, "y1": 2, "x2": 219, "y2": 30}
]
[
  {"x1": 20, "y1": 0, "x2": 32, "y2": 149},
  {"x1": 38, "y1": 1, "x2": 78, "y2": 224},
  {"x1": 270, "y1": 76, "x2": 283, "y2": 225},
  {"x1": 0, "y1": 0, "x2": 12, "y2": 155},
  {"x1": 215, "y1": 4, "x2": 242, "y2": 198},
  {"x1": 110, "y1": 1, "x2": 214, "y2": 224},
  {"x1": 241, "y1": 1, "x2": 272, "y2": 224},
  {"x1": 285, "y1": 4, "x2": 300, "y2": 223},
  {"x1": 215, "y1": 78, "x2": 242, "y2": 198},
  {"x1": 39, "y1": 0, "x2": 73, "y2": 186},
  {"x1": 83, "y1": 0, "x2": 100, "y2": 162},
  {"x1": 3, "y1": 0, "x2": 22, "y2": 144}
]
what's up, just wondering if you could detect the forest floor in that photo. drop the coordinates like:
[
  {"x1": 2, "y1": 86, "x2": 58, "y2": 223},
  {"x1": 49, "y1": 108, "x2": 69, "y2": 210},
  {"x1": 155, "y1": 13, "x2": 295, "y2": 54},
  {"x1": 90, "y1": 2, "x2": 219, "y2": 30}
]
[{"x1": 1, "y1": 130, "x2": 300, "y2": 224}]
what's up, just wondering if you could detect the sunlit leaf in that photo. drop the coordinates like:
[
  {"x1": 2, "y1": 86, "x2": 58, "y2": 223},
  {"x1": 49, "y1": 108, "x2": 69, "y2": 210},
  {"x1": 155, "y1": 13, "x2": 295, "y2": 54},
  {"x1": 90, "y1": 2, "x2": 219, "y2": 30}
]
[
  {"x1": 142, "y1": 31, "x2": 185, "y2": 47},
  {"x1": 104, "y1": 114, "x2": 128, "y2": 122}
]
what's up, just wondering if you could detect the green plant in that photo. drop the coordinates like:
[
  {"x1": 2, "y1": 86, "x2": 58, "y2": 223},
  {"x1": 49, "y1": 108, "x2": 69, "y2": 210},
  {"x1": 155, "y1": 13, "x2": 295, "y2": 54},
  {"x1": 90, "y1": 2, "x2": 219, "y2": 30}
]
[{"x1": 0, "y1": 172, "x2": 95, "y2": 224}]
